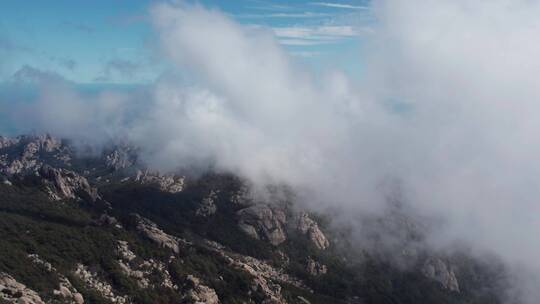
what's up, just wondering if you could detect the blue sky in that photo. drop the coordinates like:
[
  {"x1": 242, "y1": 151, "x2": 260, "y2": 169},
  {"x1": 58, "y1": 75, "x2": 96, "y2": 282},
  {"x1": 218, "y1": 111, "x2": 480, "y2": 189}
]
[{"x1": 0, "y1": 0, "x2": 371, "y2": 84}]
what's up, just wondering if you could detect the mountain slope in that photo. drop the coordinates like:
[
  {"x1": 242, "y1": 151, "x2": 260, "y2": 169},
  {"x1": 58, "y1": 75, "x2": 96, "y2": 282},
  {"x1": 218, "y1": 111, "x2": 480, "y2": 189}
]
[{"x1": 0, "y1": 135, "x2": 505, "y2": 304}]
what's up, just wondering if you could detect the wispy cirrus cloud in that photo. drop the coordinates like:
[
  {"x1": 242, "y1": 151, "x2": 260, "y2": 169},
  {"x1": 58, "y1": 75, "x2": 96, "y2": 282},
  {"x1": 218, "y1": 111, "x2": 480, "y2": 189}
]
[
  {"x1": 238, "y1": 12, "x2": 332, "y2": 19},
  {"x1": 273, "y1": 25, "x2": 371, "y2": 45},
  {"x1": 244, "y1": 0, "x2": 294, "y2": 11},
  {"x1": 310, "y1": 2, "x2": 369, "y2": 10}
]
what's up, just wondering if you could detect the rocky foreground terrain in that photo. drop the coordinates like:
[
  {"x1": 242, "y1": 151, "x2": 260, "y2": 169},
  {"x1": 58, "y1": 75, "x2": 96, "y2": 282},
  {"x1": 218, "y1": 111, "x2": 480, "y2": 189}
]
[{"x1": 0, "y1": 135, "x2": 508, "y2": 303}]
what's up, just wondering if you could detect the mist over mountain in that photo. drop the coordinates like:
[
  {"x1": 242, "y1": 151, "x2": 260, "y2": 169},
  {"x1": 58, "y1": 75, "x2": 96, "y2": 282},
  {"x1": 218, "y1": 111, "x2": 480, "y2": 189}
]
[{"x1": 1, "y1": 1, "x2": 539, "y2": 303}]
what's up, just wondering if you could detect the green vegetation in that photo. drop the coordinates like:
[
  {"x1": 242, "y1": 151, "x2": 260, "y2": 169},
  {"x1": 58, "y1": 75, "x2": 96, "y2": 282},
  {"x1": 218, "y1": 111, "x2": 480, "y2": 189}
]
[{"x1": 0, "y1": 170, "x2": 503, "y2": 303}]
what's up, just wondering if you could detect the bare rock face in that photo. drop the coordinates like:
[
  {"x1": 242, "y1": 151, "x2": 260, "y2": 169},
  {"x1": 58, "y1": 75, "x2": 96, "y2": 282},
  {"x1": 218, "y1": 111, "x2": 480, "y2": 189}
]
[
  {"x1": 20, "y1": 134, "x2": 62, "y2": 158},
  {"x1": 96, "y1": 214, "x2": 122, "y2": 228},
  {"x1": 135, "y1": 170, "x2": 185, "y2": 193},
  {"x1": 134, "y1": 214, "x2": 182, "y2": 254},
  {"x1": 196, "y1": 190, "x2": 218, "y2": 217},
  {"x1": 53, "y1": 279, "x2": 85, "y2": 304},
  {"x1": 116, "y1": 240, "x2": 177, "y2": 290},
  {"x1": 38, "y1": 165, "x2": 99, "y2": 202},
  {"x1": 74, "y1": 264, "x2": 128, "y2": 304},
  {"x1": 0, "y1": 136, "x2": 20, "y2": 149},
  {"x1": 184, "y1": 275, "x2": 220, "y2": 304},
  {"x1": 236, "y1": 256, "x2": 303, "y2": 304},
  {"x1": 27, "y1": 254, "x2": 84, "y2": 304},
  {"x1": 0, "y1": 272, "x2": 45, "y2": 304},
  {"x1": 237, "y1": 205, "x2": 330, "y2": 250},
  {"x1": 250, "y1": 275, "x2": 285, "y2": 304},
  {"x1": 295, "y1": 213, "x2": 330, "y2": 250},
  {"x1": 0, "y1": 135, "x2": 68, "y2": 176},
  {"x1": 105, "y1": 146, "x2": 136, "y2": 171},
  {"x1": 73, "y1": 293, "x2": 85, "y2": 304},
  {"x1": 237, "y1": 205, "x2": 287, "y2": 246},
  {"x1": 306, "y1": 258, "x2": 327, "y2": 276},
  {"x1": 203, "y1": 240, "x2": 307, "y2": 303},
  {"x1": 421, "y1": 257, "x2": 460, "y2": 292},
  {"x1": 27, "y1": 254, "x2": 54, "y2": 272},
  {"x1": 35, "y1": 134, "x2": 62, "y2": 153}
]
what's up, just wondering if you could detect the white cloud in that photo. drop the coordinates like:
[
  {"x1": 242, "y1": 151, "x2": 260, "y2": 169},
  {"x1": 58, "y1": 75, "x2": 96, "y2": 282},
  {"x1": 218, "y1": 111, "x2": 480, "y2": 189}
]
[
  {"x1": 272, "y1": 25, "x2": 369, "y2": 45},
  {"x1": 310, "y1": 2, "x2": 370, "y2": 10},
  {"x1": 238, "y1": 12, "x2": 332, "y2": 19}
]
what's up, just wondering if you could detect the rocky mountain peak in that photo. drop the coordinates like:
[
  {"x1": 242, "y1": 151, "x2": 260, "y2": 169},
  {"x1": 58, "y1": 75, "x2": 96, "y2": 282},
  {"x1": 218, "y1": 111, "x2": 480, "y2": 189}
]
[{"x1": 38, "y1": 165, "x2": 99, "y2": 202}]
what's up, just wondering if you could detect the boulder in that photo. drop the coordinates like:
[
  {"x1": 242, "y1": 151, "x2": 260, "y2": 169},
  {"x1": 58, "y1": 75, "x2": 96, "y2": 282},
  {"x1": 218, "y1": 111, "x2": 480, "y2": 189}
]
[
  {"x1": 237, "y1": 205, "x2": 287, "y2": 246},
  {"x1": 135, "y1": 170, "x2": 185, "y2": 193},
  {"x1": 185, "y1": 275, "x2": 220, "y2": 304},
  {"x1": 306, "y1": 258, "x2": 327, "y2": 276},
  {"x1": 134, "y1": 214, "x2": 181, "y2": 254},
  {"x1": 295, "y1": 213, "x2": 330, "y2": 250},
  {"x1": 0, "y1": 273, "x2": 45, "y2": 304},
  {"x1": 104, "y1": 146, "x2": 137, "y2": 171},
  {"x1": 38, "y1": 165, "x2": 99, "y2": 202}
]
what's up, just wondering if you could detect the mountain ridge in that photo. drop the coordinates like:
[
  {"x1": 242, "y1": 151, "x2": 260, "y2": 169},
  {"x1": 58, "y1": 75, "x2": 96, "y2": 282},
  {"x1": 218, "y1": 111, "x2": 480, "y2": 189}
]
[{"x1": 0, "y1": 134, "x2": 506, "y2": 304}]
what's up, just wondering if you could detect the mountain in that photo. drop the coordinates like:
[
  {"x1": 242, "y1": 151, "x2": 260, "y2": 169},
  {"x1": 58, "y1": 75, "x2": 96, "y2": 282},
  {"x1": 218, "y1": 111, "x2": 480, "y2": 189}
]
[{"x1": 0, "y1": 134, "x2": 506, "y2": 304}]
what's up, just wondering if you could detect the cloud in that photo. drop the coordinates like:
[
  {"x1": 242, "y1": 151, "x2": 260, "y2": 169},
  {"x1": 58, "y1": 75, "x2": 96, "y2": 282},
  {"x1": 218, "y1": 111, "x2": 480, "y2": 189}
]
[
  {"x1": 10, "y1": 65, "x2": 66, "y2": 84},
  {"x1": 244, "y1": 0, "x2": 294, "y2": 11},
  {"x1": 238, "y1": 12, "x2": 331, "y2": 19},
  {"x1": 7, "y1": 65, "x2": 148, "y2": 144},
  {"x1": 272, "y1": 25, "x2": 370, "y2": 45},
  {"x1": 310, "y1": 2, "x2": 370, "y2": 10}
]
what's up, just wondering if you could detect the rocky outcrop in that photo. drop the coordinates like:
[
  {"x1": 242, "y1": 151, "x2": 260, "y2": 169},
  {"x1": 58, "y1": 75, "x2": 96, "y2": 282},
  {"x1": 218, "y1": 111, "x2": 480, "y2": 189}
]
[
  {"x1": 196, "y1": 190, "x2": 218, "y2": 217},
  {"x1": 96, "y1": 214, "x2": 122, "y2": 228},
  {"x1": 53, "y1": 278, "x2": 85, "y2": 304},
  {"x1": 116, "y1": 240, "x2": 177, "y2": 290},
  {"x1": 295, "y1": 213, "x2": 330, "y2": 250},
  {"x1": 306, "y1": 257, "x2": 327, "y2": 276},
  {"x1": 0, "y1": 135, "x2": 68, "y2": 176},
  {"x1": 134, "y1": 214, "x2": 188, "y2": 254},
  {"x1": 135, "y1": 170, "x2": 185, "y2": 193},
  {"x1": 0, "y1": 136, "x2": 20, "y2": 149},
  {"x1": 0, "y1": 272, "x2": 45, "y2": 304},
  {"x1": 237, "y1": 205, "x2": 330, "y2": 250},
  {"x1": 27, "y1": 254, "x2": 85, "y2": 304},
  {"x1": 27, "y1": 254, "x2": 54, "y2": 272},
  {"x1": 183, "y1": 275, "x2": 220, "y2": 304},
  {"x1": 2, "y1": 158, "x2": 37, "y2": 176},
  {"x1": 203, "y1": 240, "x2": 306, "y2": 304},
  {"x1": 74, "y1": 264, "x2": 129, "y2": 304},
  {"x1": 421, "y1": 257, "x2": 460, "y2": 292},
  {"x1": 29, "y1": 134, "x2": 62, "y2": 153},
  {"x1": 38, "y1": 165, "x2": 99, "y2": 202},
  {"x1": 237, "y1": 205, "x2": 287, "y2": 246},
  {"x1": 104, "y1": 146, "x2": 137, "y2": 171}
]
